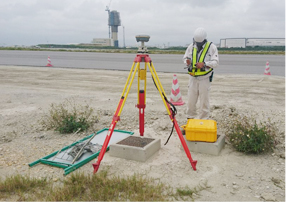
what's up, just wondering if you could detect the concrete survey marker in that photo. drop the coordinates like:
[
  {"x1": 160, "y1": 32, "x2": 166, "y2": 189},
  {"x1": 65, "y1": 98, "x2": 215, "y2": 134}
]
[
  {"x1": 110, "y1": 136, "x2": 161, "y2": 162},
  {"x1": 117, "y1": 136, "x2": 155, "y2": 147},
  {"x1": 183, "y1": 134, "x2": 225, "y2": 156}
]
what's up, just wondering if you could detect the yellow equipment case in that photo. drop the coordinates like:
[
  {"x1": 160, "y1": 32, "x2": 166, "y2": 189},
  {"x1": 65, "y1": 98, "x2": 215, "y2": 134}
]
[{"x1": 182, "y1": 119, "x2": 217, "y2": 142}]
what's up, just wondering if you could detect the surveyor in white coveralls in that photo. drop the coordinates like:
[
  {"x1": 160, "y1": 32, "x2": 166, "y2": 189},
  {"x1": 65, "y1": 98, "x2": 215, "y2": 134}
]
[{"x1": 183, "y1": 27, "x2": 219, "y2": 119}]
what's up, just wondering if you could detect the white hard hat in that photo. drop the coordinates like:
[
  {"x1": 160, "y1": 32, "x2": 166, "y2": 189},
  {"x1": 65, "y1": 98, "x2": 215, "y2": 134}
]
[{"x1": 193, "y1": 27, "x2": 207, "y2": 43}]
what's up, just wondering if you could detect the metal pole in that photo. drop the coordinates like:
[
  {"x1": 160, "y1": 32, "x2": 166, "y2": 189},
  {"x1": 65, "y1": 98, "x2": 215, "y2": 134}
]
[{"x1": 123, "y1": 25, "x2": 125, "y2": 48}]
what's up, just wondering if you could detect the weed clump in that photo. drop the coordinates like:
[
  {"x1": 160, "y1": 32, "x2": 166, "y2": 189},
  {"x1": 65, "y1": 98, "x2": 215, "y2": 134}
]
[
  {"x1": 223, "y1": 113, "x2": 278, "y2": 154},
  {"x1": 41, "y1": 98, "x2": 99, "y2": 134}
]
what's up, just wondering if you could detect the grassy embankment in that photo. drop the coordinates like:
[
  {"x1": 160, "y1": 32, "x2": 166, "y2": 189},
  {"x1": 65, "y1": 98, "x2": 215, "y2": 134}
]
[{"x1": 0, "y1": 46, "x2": 284, "y2": 55}]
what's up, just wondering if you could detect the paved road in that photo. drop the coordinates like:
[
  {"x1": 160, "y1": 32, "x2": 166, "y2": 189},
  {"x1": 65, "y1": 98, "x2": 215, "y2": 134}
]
[{"x1": 0, "y1": 50, "x2": 284, "y2": 76}]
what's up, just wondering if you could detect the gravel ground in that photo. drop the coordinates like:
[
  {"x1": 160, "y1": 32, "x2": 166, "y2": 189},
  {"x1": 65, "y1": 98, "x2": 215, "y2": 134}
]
[{"x1": 0, "y1": 65, "x2": 284, "y2": 201}]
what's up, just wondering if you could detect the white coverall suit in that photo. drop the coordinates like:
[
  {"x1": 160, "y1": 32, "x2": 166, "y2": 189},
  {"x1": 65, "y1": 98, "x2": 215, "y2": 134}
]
[{"x1": 183, "y1": 42, "x2": 219, "y2": 119}]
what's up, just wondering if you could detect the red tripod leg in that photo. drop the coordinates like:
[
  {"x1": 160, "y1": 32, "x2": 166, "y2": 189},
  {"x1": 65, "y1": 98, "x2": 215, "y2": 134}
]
[
  {"x1": 137, "y1": 90, "x2": 145, "y2": 136},
  {"x1": 172, "y1": 117, "x2": 197, "y2": 170},
  {"x1": 93, "y1": 61, "x2": 139, "y2": 174},
  {"x1": 92, "y1": 97, "x2": 124, "y2": 173},
  {"x1": 147, "y1": 61, "x2": 197, "y2": 171},
  {"x1": 166, "y1": 102, "x2": 197, "y2": 171}
]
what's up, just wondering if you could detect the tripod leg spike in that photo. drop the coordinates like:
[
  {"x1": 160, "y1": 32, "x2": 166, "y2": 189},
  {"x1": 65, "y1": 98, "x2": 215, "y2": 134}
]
[
  {"x1": 92, "y1": 162, "x2": 100, "y2": 173},
  {"x1": 191, "y1": 160, "x2": 197, "y2": 171}
]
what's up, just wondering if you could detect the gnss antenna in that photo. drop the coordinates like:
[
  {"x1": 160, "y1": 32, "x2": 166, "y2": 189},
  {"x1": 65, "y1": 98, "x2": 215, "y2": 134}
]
[{"x1": 136, "y1": 35, "x2": 150, "y2": 53}]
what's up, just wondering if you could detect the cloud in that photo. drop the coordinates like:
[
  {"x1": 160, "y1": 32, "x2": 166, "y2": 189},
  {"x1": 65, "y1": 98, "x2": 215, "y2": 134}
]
[{"x1": 0, "y1": 0, "x2": 284, "y2": 46}]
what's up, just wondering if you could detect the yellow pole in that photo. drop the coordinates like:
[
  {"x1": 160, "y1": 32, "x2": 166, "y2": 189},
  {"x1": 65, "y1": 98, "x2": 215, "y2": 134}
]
[
  {"x1": 151, "y1": 62, "x2": 167, "y2": 96},
  {"x1": 120, "y1": 62, "x2": 136, "y2": 98},
  {"x1": 147, "y1": 62, "x2": 171, "y2": 116},
  {"x1": 137, "y1": 62, "x2": 140, "y2": 104},
  {"x1": 118, "y1": 62, "x2": 140, "y2": 116},
  {"x1": 144, "y1": 62, "x2": 147, "y2": 102}
]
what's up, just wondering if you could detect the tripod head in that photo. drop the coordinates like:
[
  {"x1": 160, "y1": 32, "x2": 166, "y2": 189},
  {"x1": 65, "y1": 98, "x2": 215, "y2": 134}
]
[{"x1": 136, "y1": 35, "x2": 150, "y2": 53}]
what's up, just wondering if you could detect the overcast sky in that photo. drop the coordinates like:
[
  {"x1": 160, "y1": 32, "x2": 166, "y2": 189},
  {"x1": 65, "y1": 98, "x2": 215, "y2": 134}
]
[{"x1": 1, "y1": 0, "x2": 285, "y2": 47}]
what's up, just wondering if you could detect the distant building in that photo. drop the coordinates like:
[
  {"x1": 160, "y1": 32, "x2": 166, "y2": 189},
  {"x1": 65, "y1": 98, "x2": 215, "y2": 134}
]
[
  {"x1": 91, "y1": 38, "x2": 114, "y2": 46},
  {"x1": 246, "y1": 38, "x2": 284, "y2": 47},
  {"x1": 108, "y1": 10, "x2": 121, "y2": 48},
  {"x1": 220, "y1": 38, "x2": 285, "y2": 48}
]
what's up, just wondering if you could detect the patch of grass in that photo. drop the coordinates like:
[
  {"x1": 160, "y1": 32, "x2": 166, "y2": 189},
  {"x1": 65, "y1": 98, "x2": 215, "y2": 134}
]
[
  {"x1": 41, "y1": 98, "x2": 99, "y2": 134},
  {"x1": 174, "y1": 181, "x2": 210, "y2": 201},
  {"x1": 0, "y1": 171, "x2": 211, "y2": 201},
  {"x1": 0, "y1": 175, "x2": 48, "y2": 200},
  {"x1": 218, "y1": 50, "x2": 285, "y2": 55},
  {"x1": 222, "y1": 113, "x2": 278, "y2": 154},
  {"x1": 0, "y1": 171, "x2": 169, "y2": 201},
  {"x1": 46, "y1": 171, "x2": 168, "y2": 201}
]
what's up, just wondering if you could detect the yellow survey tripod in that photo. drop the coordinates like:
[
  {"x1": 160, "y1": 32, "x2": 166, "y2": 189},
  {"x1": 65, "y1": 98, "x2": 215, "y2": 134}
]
[{"x1": 93, "y1": 35, "x2": 197, "y2": 173}]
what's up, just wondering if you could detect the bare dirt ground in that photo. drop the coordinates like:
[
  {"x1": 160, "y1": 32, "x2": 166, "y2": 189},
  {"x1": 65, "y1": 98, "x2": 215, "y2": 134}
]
[{"x1": 0, "y1": 65, "x2": 285, "y2": 201}]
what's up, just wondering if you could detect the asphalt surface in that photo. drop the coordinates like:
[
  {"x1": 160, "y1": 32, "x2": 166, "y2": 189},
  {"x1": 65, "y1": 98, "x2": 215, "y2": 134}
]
[{"x1": 0, "y1": 50, "x2": 284, "y2": 76}]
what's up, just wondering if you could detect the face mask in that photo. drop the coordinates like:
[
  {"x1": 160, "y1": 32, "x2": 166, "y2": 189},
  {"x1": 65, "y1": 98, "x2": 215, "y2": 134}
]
[{"x1": 195, "y1": 39, "x2": 207, "y2": 48}]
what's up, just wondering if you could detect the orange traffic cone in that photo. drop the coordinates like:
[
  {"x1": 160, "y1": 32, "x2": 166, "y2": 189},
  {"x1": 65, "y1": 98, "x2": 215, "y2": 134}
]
[
  {"x1": 46, "y1": 56, "x2": 53, "y2": 67},
  {"x1": 264, "y1": 61, "x2": 271, "y2": 75},
  {"x1": 170, "y1": 74, "x2": 185, "y2": 106}
]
